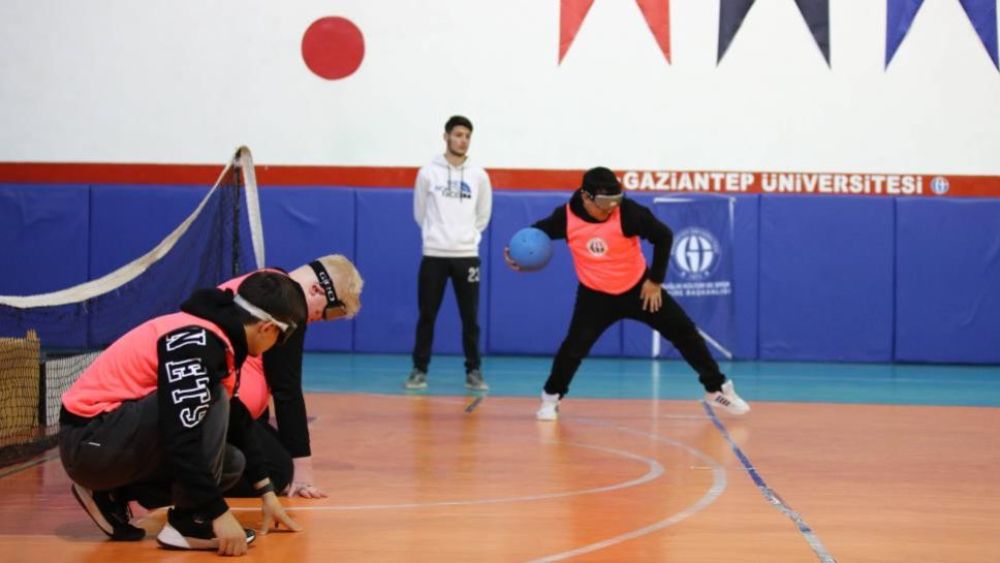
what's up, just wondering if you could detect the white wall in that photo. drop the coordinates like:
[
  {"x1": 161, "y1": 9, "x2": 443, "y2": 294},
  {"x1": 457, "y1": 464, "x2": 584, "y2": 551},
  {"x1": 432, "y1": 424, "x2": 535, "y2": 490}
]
[{"x1": 0, "y1": 0, "x2": 997, "y2": 174}]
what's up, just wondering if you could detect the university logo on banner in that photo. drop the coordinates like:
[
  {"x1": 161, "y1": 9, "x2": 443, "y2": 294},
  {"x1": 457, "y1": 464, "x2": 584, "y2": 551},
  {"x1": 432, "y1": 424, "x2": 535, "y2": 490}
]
[
  {"x1": 654, "y1": 196, "x2": 736, "y2": 359},
  {"x1": 672, "y1": 228, "x2": 724, "y2": 282}
]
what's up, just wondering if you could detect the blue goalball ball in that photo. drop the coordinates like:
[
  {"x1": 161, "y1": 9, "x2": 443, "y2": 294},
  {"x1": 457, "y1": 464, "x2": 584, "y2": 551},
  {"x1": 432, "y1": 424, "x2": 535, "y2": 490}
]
[{"x1": 508, "y1": 227, "x2": 553, "y2": 272}]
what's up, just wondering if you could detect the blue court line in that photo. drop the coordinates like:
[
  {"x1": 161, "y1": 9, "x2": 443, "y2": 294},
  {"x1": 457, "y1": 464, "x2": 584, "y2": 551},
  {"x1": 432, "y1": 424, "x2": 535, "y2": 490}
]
[{"x1": 702, "y1": 401, "x2": 837, "y2": 563}]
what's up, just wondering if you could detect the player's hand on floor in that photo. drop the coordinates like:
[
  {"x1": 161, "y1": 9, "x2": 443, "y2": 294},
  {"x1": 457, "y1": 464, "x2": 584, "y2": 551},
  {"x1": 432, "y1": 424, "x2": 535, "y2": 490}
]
[
  {"x1": 260, "y1": 491, "x2": 303, "y2": 535},
  {"x1": 287, "y1": 481, "x2": 328, "y2": 499},
  {"x1": 213, "y1": 511, "x2": 249, "y2": 557}
]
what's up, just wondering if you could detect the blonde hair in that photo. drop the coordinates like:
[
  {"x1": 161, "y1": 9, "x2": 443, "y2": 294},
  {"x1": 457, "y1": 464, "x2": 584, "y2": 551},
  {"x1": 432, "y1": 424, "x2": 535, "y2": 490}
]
[{"x1": 314, "y1": 254, "x2": 363, "y2": 318}]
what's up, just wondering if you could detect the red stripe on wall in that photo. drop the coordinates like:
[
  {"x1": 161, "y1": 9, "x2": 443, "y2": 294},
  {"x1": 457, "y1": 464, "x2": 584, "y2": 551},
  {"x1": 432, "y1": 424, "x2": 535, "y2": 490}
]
[
  {"x1": 0, "y1": 162, "x2": 222, "y2": 185},
  {"x1": 0, "y1": 162, "x2": 585, "y2": 191},
  {"x1": 1, "y1": 162, "x2": 998, "y2": 197}
]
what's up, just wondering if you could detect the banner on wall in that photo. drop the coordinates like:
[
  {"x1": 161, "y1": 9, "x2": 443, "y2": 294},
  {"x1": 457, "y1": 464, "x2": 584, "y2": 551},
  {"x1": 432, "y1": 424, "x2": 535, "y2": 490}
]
[
  {"x1": 652, "y1": 196, "x2": 735, "y2": 360},
  {"x1": 2, "y1": 163, "x2": 1000, "y2": 198},
  {"x1": 618, "y1": 169, "x2": 1000, "y2": 198}
]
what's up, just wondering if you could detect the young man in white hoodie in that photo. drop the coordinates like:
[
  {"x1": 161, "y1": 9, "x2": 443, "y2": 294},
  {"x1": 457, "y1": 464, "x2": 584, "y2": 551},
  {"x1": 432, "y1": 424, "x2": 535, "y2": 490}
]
[{"x1": 406, "y1": 115, "x2": 492, "y2": 391}]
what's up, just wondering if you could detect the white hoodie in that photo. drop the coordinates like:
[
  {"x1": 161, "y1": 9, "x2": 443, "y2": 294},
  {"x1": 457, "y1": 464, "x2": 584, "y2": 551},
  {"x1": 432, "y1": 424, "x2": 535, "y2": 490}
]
[{"x1": 413, "y1": 153, "x2": 492, "y2": 257}]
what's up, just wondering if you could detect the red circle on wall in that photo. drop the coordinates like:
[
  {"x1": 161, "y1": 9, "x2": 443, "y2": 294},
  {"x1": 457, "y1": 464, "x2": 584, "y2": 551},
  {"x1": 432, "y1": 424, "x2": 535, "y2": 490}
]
[{"x1": 301, "y1": 17, "x2": 365, "y2": 80}]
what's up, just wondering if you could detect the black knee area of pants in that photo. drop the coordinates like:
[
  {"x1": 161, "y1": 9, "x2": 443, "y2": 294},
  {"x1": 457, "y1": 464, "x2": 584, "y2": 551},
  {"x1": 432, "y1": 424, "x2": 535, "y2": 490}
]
[{"x1": 219, "y1": 444, "x2": 246, "y2": 492}]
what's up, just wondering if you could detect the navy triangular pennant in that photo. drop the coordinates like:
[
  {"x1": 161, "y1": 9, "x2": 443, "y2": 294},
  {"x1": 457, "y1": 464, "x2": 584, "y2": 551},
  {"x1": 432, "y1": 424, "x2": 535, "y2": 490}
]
[
  {"x1": 958, "y1": 0, "x2": 999, "y2": 69},
  {"x1": 795, "y1": 0, "x2": 830, "y2": 65},
  {"x1": 886, "y1": 0, "x2": 925, "y2": 68},
  {"x1": 718, "y1": 0, "x2": 756, "y2": 63}
]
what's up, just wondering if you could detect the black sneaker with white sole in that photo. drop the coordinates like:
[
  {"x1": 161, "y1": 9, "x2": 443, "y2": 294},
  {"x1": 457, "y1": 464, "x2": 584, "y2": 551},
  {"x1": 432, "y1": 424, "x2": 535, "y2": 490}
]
[
  {"x1": 70, "y1": 482, "x2": 145, "y2": 541},
  {"x1": 156, "y1": 508, "x2": 256, "y2": 550}
]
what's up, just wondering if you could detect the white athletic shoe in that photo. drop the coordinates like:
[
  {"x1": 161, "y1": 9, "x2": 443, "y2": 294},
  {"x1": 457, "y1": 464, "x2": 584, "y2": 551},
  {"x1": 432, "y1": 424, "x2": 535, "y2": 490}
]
[
  {"x1": 705, "y1": 380, "x2": 750, "y2": 415},
  {"x1": 156, "y1": 508, "x2": 255, "y2": 551},
  {"x1": 536, "y1": 395, "x2": 560, "y2": 421}
]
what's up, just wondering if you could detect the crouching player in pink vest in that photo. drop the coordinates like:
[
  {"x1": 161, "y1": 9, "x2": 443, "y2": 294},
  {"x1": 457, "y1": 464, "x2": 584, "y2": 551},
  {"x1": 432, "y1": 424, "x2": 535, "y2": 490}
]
[
  {"x1": 505, "y1": 167, "x2": 750, "y2": 421},
  {"x1": 60, "y1": 271, "x2": 307, "y2": 556},
  {"x1": 218, "y1": 255, "x2": 363, "y2": 500}
]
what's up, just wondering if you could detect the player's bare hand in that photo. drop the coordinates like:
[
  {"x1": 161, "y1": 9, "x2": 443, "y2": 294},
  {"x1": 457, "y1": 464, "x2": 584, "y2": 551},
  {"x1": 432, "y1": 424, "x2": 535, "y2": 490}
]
[
  {"x1": 503, "y1": 247, "x2": 522, "y2": 271},
  {"x1": 288, "y1": 481, "x2": 328, "y2": 499},
  {"x1": 288, "y1": 457, "x2": 327, "y2": 498},
  {"x1": 640, "y1": 279, "x2": 662, "y2": 313},
  {"x1": 260, "y1": 491, "x2": 303, "y2": 535},
  {"x1": 212, "y1": 511, "x2": 248, "y2": 556}
]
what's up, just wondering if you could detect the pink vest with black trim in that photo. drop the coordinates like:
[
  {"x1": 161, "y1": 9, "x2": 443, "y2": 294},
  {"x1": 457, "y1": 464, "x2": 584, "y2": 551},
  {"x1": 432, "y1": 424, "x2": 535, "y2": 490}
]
[
  {"x1": 62, "y1": 313, "x2": 237, "y2": 418},
  {"x1": 566, "y1": 204, "x2": 647, "y2": 295}
]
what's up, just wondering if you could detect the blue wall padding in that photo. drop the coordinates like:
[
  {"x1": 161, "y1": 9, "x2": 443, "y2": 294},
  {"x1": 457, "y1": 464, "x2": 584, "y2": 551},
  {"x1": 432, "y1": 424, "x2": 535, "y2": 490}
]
[
  {"x1": 0, "y1": 184, "x2": 90, "y2": 346},
  {"x1": 259, "y1": 187, "x2": 357, "y2": 352},
  {"x1": 732, "y1": 195, "x2": 760, "y2": 359},
  {"x1": 758, "y1": 196, "x2": 894, "y2": 361},
  {"x1": 5, "y1": 181, "x2": 1000, "y2": 365},
  {"x1": 621, "y1": 194, "x2": 760, "y2": 361},
  {"x1": 352, "y1": 189, "x2": 422, "y2": 354},
  {"x1": 0, "y1": 184, "x2": 90, "y2": 294},
  {"x1": 89, "y1": 185, "x2": 208, "y2": 278},
  {"x1": 353, "y1": 189, "x2": 492, "y2": 363},
  {"x1": 488, "y1": 192, "x2": 622, "y2": 357},
  {"x1": 895, "y1": 198, "x2": 1000, "y2": 363}
]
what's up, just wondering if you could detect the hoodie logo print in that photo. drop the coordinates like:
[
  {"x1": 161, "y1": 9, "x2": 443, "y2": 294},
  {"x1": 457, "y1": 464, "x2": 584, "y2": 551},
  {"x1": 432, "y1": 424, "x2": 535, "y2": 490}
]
[
  {"x1": 165, "y1": 329, "x2": 207, "y2": 351},
  {"x1": 165, "y1": 358, "x2": 211, "y2": 429},
  {"x1": 439, "y1": 180, "x2": 471, "y2": 200}
]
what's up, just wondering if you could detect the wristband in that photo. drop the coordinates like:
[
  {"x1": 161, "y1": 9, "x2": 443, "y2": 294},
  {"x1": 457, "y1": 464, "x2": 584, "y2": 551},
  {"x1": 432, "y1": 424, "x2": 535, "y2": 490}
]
[{"x1": 255, "y1": 482, "x2": 276, "y2": 496}]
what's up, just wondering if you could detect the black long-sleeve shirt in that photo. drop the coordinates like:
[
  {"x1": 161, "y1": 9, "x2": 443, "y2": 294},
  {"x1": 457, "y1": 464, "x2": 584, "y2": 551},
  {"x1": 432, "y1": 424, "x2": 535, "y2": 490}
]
[
  {"x1": 162, "y1": 289, "x2": 270, "y2": 519},
  {"x1": 222, "y1": 268, "x2": 311, "y2": 459},
  {"x1": 531, "y1": 191, "x2": 674, "y2": 284},
  {"x1": 260, "y1": 321, "x2": 310, "y2": 458}
]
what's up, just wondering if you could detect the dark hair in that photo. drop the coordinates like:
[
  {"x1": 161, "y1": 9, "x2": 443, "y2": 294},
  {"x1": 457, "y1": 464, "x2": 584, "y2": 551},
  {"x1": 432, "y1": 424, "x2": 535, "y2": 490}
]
[
  {"x1": 445, "y1": 115, "x2": 473, "y2": 133},
  {"x1": 236, "y1": 271, "x2": 307, "y2": 329},
  {"x1": 581, "y1": 166, "x2": 622, "y2": 196}
]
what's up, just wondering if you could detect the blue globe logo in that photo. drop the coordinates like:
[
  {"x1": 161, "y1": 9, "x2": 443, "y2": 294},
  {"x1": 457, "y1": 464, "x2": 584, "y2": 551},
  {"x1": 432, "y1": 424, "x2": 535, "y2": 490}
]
[
  {"x1": 930, "y1": 176, "x2": 949, "y2": 195},
  {"x1": 672, "y1": 228, "x2": 720, "y2": 280}
]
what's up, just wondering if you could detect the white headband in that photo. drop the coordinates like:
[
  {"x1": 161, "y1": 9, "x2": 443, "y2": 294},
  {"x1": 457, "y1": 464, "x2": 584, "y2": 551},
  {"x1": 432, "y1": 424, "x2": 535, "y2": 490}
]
[{"x1": 233, "y1": 294, "x2": 290, "y2": 332}]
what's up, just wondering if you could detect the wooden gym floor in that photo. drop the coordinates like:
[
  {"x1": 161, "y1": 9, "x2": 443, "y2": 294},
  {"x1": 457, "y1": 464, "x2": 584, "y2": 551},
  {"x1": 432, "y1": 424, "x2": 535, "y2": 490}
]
[{"x1": 1, "y1": 354, "x2": 998, "y2": 562}]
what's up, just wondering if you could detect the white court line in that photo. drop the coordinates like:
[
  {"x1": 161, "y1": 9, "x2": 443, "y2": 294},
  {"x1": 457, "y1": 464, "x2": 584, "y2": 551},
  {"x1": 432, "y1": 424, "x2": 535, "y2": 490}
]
[
  {"x1": 240, "y1": 393, "x2": 727, "y2": 562},
  {"x1": 529, "y1": 419, "x2": 727, "y2": 562},
  {"x1": 236, "y1": 440, "x2": 664, "y2": 512}
]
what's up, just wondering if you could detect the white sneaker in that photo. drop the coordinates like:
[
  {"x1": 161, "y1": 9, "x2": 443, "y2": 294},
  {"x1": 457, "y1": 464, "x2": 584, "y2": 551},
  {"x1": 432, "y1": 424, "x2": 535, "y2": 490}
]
[
  {"x1": 536, "y1": 397, "x2": 559, "y2": 421},
  {"x1": 156, "y1": 508, "x2": 255, "y2": 551},
  {"x1": 705, "y1": 380, "x2": 750, "y2": 415}
]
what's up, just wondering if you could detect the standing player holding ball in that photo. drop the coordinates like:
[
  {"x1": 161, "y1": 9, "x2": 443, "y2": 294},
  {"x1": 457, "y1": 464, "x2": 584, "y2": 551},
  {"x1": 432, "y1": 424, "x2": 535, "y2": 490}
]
[{"x1": 504, "y1": 167, "x2": 750, "y2": 420}]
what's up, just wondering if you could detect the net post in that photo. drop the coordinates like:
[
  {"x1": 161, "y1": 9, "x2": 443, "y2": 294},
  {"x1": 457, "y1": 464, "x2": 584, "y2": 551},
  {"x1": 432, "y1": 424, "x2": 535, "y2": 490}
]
[{"x1": 37, "y1": 352, "x2": 46, "y2": 428}]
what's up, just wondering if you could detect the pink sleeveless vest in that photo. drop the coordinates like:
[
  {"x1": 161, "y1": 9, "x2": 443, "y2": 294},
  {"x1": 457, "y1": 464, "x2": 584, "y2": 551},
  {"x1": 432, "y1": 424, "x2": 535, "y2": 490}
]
[
  {"x1": 62, "y1": 313, "x2": 237, "y2": 417},
  {"x1": 566, "y1": 204, "x2": 646, "y2": 295}
]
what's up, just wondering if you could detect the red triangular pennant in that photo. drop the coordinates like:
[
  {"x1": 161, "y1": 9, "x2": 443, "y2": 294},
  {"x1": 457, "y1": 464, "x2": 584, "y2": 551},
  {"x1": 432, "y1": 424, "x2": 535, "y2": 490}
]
[
  {"x1": 560, "y1": 0, "x2": 596, "y2": 63},
  {"x1": 636, "y1": 0, "x2": 671, "y2": 62}
]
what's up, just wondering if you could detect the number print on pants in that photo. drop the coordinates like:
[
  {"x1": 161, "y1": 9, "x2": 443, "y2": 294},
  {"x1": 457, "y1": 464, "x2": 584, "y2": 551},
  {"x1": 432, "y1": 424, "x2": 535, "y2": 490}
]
[{"x1": 468, "y1": 266, "x2": 480, "y2": 283}]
